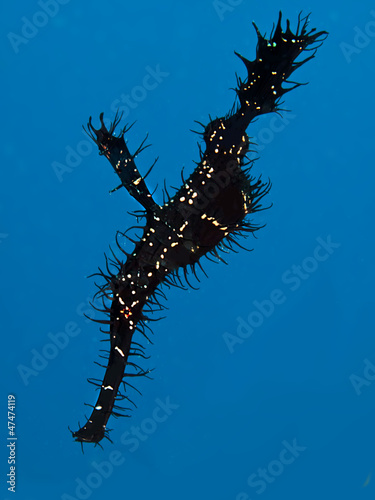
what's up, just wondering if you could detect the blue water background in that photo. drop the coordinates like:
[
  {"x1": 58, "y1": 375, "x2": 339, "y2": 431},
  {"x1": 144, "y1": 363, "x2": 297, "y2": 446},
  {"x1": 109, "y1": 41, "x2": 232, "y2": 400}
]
[{"x1": 1, "y1": 0, "x2": 375, "y2": 499}]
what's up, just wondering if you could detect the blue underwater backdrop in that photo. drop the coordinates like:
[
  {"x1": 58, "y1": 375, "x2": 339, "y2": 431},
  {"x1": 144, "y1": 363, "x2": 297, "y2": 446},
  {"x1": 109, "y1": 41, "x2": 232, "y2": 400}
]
[{"x1": 1, "y1": 0, "x2": 375, "y2": 499}]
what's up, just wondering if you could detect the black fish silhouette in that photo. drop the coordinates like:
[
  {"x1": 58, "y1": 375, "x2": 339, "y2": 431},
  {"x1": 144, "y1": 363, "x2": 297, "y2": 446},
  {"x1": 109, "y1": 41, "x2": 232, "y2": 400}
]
[{"x1": 71, "y1": 12, "x2": 327, "y2": 445}]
